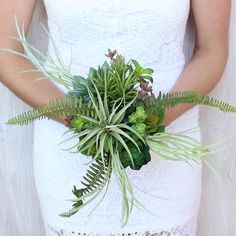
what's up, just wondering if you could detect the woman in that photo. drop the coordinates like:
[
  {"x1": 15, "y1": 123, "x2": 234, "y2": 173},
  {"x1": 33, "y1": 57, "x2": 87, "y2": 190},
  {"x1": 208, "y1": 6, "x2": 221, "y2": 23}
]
[{"x1": 0, "y1": 0, "x2": 231, "y2": 235}]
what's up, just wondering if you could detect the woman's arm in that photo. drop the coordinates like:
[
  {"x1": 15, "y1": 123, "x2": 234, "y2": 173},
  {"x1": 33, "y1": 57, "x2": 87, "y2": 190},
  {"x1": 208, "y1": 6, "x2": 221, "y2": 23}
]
[
  {"x1": 0, "y1": 0, "x2": 67, "y2": 125},
  {"x1": 162, "y1": 0, "x2": 231, "y2": 127}
]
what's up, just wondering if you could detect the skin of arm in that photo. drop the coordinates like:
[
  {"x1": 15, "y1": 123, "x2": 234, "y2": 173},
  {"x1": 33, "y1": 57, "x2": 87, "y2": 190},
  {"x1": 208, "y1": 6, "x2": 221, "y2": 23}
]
[
  {"x1": 162, "y1": 0, "x2": 231, "y2": 127},
  {"x1": 0, "y1": 0, "x2": 67, "y2": 125}
]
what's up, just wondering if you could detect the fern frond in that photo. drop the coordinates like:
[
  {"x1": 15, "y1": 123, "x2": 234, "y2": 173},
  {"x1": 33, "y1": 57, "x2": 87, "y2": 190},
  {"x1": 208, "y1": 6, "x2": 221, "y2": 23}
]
[
  {"x1": 60, "y1": 156, "x2": 112, "y2": 217},
  {"x1": 199, "y1": 96, "x2": 236, "y2": 112},
  {"x1": 6, "y1": 97, "x2": 97, "y2": 126},
  {"x1": 150, "y1": 90, "x2": 236, "y2": 112},
  {"x1": 80, "y1": 156, "x2": 111, "y2": 194},
  {"x1": 153, "y1": 90, "x2": 202, "y2": 108}
]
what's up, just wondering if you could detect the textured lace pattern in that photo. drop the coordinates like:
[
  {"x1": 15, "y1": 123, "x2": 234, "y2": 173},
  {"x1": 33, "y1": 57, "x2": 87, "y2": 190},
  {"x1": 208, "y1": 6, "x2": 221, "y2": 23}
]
[
  {"x1": 46, "y1": 212, "x2": 197, "y2": 236},
  {"x1": 46, "y1": 225, "x2": 192, "y2": 236},
  {"x1": 33, "y1": 1, "x2": 201, "y2": 236}
]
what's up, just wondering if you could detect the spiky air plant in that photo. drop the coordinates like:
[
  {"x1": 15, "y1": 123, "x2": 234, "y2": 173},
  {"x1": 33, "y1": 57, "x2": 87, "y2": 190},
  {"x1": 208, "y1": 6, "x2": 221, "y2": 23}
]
[{"x1": 2, "y1": 16, "x2": 236, "y2": 227}]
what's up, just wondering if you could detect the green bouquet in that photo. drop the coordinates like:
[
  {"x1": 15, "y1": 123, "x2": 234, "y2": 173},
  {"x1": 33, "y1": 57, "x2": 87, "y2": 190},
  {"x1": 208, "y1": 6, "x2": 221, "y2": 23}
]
[{"x1": 3, "y1": 19, "x2": 236, "y2": 227}]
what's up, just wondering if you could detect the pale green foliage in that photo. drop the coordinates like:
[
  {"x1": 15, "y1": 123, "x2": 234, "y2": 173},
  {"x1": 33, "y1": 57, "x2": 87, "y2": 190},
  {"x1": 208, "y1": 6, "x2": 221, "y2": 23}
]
[
  {"x1": 146, "y1": 126, "x2": 234, "y2": 182},
  {"x1": 0, "y1": 16, "x2": 75, "y2": 89}
]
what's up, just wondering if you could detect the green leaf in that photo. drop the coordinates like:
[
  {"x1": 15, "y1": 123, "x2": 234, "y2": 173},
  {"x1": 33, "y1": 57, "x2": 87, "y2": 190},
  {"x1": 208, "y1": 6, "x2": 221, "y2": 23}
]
[
  {"x1": 6, "y1": 97, "x2": 97, "y2": 126},
  {"x1": 149, "y1": 90, "x2": 236, "y2": 112},
  {"x1": 60, "y1": 157, "x2": 112, "y2": 217}
]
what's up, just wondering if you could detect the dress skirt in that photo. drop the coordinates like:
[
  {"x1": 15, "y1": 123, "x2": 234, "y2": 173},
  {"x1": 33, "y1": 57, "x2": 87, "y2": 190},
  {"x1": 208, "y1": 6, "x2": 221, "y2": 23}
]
[{"x1": 33, "y1": 100, "x2": 202, "y2": 236}]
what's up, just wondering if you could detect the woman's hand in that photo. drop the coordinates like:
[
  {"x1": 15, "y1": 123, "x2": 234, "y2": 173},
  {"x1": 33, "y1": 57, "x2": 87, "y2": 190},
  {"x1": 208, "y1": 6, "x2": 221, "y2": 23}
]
[{"x1": 162, "y1": 0, "x2": 231, "y2": 126}]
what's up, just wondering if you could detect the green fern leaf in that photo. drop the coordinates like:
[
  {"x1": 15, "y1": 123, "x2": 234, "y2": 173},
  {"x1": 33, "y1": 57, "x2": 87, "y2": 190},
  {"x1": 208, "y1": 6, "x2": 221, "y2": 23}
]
[
  {"x1": 61, "y1": 156, "x2": 112, "y2": 217},
  {"x1": 154, "y1": 90, "x2": 202, "y2": 108},
  {"x1": 6, "y1": 97, "x2": 97, "y2": 126},
  {"x1": 80, "y1": 156, "x2": 110, "y2": 195},
  {"x1": 149, "y1": 90, "x2": 236, "y2": 112},
  {"x1": 199, "y1": 96, "x2": 236, "y2": 112}
]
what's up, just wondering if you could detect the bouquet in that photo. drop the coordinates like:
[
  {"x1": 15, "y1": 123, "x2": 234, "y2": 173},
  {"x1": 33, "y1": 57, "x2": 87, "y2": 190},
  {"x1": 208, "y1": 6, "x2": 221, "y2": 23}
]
[{"x1": 3, "y1": 19, "x2": 236, "y2": 227}]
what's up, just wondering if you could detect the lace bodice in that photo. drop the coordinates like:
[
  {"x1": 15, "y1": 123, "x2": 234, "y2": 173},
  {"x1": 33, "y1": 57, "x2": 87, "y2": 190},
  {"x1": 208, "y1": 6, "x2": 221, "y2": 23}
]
[
  {"x1": 33, "y1": 1, "x2": 202, "y2": 235},
  {"x1": 43, "y1": 0, "x2": 190, "y2": 94}
]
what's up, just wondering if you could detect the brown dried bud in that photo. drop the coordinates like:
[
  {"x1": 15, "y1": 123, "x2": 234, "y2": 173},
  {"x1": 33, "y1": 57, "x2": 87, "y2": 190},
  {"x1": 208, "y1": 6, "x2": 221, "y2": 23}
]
[
  {"x1": 140, "y1": 81, "x2": 153, "y2": 93},
  {"x1": 105, "y1": 48, "x2": 117, "y2": 60},
  {"x1": 65, "y1": 115, "x2": 75, "y2": 128},
  {"x1": 138, "y1": 81, "x2": 154, "y2": 101}
]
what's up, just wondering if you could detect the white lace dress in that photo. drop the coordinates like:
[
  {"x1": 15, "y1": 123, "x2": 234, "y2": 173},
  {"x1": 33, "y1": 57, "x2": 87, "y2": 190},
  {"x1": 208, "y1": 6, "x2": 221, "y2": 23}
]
[{"x1": 33, "y1": 0, "x2": 202, "y2": 235}]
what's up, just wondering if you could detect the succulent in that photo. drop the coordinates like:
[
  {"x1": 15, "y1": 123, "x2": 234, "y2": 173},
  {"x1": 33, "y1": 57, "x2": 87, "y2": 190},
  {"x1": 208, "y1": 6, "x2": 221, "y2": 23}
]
[{"x1": 118, "y1": 140, "x2": 151, "y2": 170}]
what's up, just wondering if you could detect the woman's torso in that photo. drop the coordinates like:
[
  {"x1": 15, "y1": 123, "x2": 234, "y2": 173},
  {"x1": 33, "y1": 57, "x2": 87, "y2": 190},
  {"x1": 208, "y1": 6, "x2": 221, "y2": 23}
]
[
  {"x1": 43, "y1": 0, "x2": 190, "y2": 94},
  {"x1": 32, "y1": 1, "x2": 202, "y2": 234}
]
